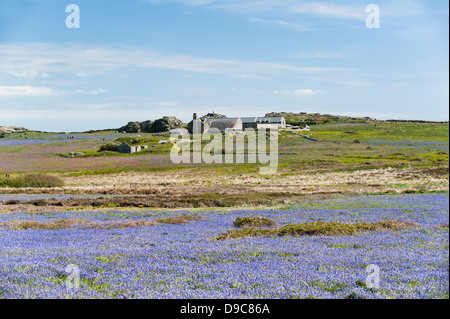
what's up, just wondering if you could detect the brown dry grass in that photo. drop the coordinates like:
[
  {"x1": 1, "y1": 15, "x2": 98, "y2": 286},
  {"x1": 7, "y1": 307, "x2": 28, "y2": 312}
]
[
  {"x1": 0, "y1": 166, "x2": 447, "y2": 210},
  {"x1": 82, "y1": 220, "x2": 159, "y2": 229},
  {"x1": 1, "y1": 166, "x2": 444, "y2": 196},
  {"x1": 156, "y1": 214, "x2": 205, "y2": 224},
  {"x1": 0, "y1": 219, "x2": 88, "y2": 230},
  {"x1": 0, "y1": 214, "x2": 206, "y2": 230}
]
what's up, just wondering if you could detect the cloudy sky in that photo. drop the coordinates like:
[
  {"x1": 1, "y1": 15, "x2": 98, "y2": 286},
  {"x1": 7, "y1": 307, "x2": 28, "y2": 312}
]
[{"x1": 0, "y1": 0, "x2": 448, "y2": 131}]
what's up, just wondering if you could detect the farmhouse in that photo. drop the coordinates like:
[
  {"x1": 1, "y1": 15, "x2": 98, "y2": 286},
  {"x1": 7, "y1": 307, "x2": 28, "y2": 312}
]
[
  {"x1": 118, "y1": 142, "x2": 142, "y2": 153},
  {"x1": 204, "y1": 118, "x2": 243, "y2": 132},
  {"x1": 187, "y1": 113, "x2": 286, "y2": 133},
  {"x1": 240, "y1": 117, "x2": 286, "y2": 130}
]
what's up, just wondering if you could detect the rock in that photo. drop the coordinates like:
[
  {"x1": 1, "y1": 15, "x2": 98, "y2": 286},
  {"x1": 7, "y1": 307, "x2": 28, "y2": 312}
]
[
  {"x1": 119, "y1": 117, "x2": 184, "y2": 134},
  {"x1": 200, "y1": 112, "x2": 227, "y2": 121},
  {"x1": 69, "y1": 152, "x2": 84, "y2": 157},
  {"x1": 119, "y1": 121, "x2": 141, "y2": 133},
  {"x1": 148, "y1": 116, "x2": 184, "y2": 133},
  {"x1": 0, "y1": 126, "x2": 28, "y2": 134},
  {"x1": 140, "y1": 120, "x2": 154, "y2": 132}
]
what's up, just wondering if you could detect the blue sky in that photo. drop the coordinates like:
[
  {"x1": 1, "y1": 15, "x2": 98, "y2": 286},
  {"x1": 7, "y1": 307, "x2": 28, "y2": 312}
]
[{"x1": 0, "y1": 0, "x2": 448, "y2": 131}]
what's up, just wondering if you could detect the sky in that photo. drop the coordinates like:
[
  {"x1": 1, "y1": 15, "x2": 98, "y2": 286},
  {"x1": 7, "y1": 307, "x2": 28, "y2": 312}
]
[{"x1": 0, "y1": 0, "x2": 448, "y2": 132}]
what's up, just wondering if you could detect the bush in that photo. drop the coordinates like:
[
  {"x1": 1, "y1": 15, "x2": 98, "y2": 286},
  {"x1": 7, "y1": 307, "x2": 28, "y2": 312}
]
[
  {"x1": 99, "y1": 142, "x2": 120, "y2": 152},
  {"x1": 233, "y1": 215, "x2": 278, "y2": 228},
  {"x1": 217, "y1": 220, "x2": 418, "y2": 240},
  {"x1": 0, "y1": 174, "x2": 65, "y2": 188},
  {"x1": 115, "y1": 137, "x2": 142, "y2": 145}
]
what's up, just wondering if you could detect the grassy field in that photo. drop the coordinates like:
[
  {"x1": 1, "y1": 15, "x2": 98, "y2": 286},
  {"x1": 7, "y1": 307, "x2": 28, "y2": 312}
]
[
  {"x1": 0, "y1": 120, "x2": 448, "y2": 299},
  {"x1": 0, "y1": 121, "x2": 447, "y2": 207}
]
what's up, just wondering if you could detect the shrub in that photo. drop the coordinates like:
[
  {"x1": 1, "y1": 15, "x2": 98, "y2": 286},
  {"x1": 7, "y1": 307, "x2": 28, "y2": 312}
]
[
  {"x1": 99, "y1": 142, "x2": 120, "y2": 152},
  {"x1": 233, "y1": 215, "x2": 278, "y2": 228},
  {"x1": 0, "y1": 174, "x2": 65, "y2": 188},
  {"x1": 115, "y1": 137, "x2": 141, "y2": 145},
  {"x1": 217, "y1": 220, "x2": 418, "y2": 240}
]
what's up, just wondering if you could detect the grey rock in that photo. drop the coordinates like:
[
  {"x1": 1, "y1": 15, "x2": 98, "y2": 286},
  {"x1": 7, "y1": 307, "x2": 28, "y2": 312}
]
[
  {"x1": 0, "y1": 126, "x2": 28, "y2": 134},
  {"x1": 119, "y1": 121, "x2": 142, "y2": 133},
  {"x1": 148, "y1": 116, "x2": 184, "y2": 133},
  {"x1": 140, "y1": 120, "x2": 154, "y2": 132},
  {"x1": 200, "y1": 112, "x2": 227, "y2": 121}
]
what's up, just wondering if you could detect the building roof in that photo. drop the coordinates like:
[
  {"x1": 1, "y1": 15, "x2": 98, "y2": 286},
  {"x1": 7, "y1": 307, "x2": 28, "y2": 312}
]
[
  {"x1": 204, "y1": 116, "x2": 284, "y2": 124},
  {"x1": 241, "y1": 117, "x2": 284, "y2": 124},
  {"x1": 119, "y1": 142, "x2": 131, "y2": 147},
  {"x1": 204, "y1": 118, "x2": 237, "y2": 123},
  {"x1": 208, "y1": 119, "x2": 240, "y2": 131}
]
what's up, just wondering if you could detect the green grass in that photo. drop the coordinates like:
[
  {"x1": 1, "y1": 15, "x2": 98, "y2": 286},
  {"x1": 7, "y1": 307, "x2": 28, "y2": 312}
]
[
  {"x1": 233, "y1": 215, "x2": 278, "y2": 228},
  {"x1": 310, "y1": 122, "x2": 449, "y2": 142},
  {"x1": 1, "y1": 122, "x2": 448, "y2": 178},
  {"x1": 217, "y1": 220, "x2": 419, "y2": 240},
  {"x1": 0, "y1": 219, "x2": 86, "y2": 230},
  {"x1": 0, "y1": 173, "x2": 65, "y2": 188}
]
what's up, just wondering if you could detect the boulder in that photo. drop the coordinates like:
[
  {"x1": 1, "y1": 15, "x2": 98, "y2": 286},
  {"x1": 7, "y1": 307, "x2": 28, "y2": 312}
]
[
  {"x1": 119, "y1": 117, "x2": 184, "y2": 134},
  {"x1": 148, "y1": 116, "x2": 184, "y2": 133},
  {"x1": 0, "y1": 126, "x2": 28, "y2": 134},
  {"x1": 140, "y1": 120, "x2": 154, "y2": 132},
  {"x1": 200, "y1": 112, "x2": 227, "y2": 121},
  {"x1": 119, "y1": 121, "x2": 141, "y2": 133}
]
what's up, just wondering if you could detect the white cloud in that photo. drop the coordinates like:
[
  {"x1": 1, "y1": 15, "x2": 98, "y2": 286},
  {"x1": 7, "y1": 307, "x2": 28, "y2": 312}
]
[
  {"x1": 271, "y1": 89, "x2": 323, "y2": 95},
  {"x1": 7, "y1": 69, "x2": 50, "y2": 78},
  {"x1": 0, "y1": 43, "x2": 349, "y2": 78},
  {"x1": 249, "y1": 18, "x2": 315, "y2": 32},
  {"x1": 0, "y1": 86, "x2": 63, "y2": 97},
  {"x1": 270, "y1": 90, "x2": 290, "y2": 94},
  {"x1": 290, "y1": 3, "x2": 366, "y2": 20},
  {"x1": 75, "y1": 88, "x2": 107, "y2": 95},
  {"x1": 231, "y1": 87, "x2": 323, "y2": 95},
  {"x1": 144, "y1": 0, "x2": 425, "y2": 20},
  {"x1": 293, "y1": 89, "x2": 322, "y2": 95}
]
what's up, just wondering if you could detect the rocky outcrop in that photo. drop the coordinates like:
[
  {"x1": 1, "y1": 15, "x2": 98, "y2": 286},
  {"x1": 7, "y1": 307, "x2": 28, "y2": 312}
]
[
  {"x1": 140, "y1": 120, "x2": 154, "y2": 132},
  {"x1": 148, "y1": 116, "x2": 183, "y2": 133},
  {"x1": 118, "y1": 122, "x2": 141, "y2": 133},
  {"x1": 200, "y1": 112, "x2": 227, "y2": 121},
  {"x1": 0, "y1": 126, "x2": 28, "y2": 136},
  {"x1": 118, "y1": 117, "x2": 184, "y2": 133}
]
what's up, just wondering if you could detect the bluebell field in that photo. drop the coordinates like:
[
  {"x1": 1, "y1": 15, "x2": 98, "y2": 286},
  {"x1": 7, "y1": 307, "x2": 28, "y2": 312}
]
[{"x1": 0, "y1": 193, "x2": 448, "y2": 299}]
